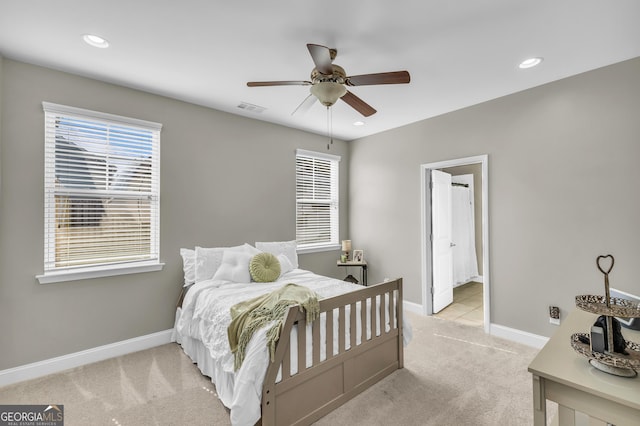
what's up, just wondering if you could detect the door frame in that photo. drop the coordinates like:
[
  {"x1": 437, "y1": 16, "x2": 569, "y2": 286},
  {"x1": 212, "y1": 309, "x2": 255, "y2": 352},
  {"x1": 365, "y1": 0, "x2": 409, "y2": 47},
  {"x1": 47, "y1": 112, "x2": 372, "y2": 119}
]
[{"x1": 420, "y1": 154, "x2": 490, "y2": 333}]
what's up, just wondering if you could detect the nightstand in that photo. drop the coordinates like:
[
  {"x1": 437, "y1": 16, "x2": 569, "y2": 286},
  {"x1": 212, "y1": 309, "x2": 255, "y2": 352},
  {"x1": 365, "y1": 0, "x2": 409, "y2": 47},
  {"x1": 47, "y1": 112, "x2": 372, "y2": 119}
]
[{"x1": 336, "y1": 260, "x2": 367, "y2": 286}]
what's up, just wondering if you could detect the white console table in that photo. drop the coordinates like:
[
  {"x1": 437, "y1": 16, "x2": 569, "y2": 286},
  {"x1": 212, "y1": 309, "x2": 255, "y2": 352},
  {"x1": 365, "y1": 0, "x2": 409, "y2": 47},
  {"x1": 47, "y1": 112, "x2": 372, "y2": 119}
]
[{"x1": 528, "y1": 309, "x2": 640, "y2": 425}]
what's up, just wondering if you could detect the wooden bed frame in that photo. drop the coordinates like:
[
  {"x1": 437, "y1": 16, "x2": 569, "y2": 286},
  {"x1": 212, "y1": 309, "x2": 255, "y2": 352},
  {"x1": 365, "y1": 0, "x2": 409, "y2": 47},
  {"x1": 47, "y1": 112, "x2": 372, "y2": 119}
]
[{"x1": 260, "y1": 278, "x2": 404, "y2": 425}]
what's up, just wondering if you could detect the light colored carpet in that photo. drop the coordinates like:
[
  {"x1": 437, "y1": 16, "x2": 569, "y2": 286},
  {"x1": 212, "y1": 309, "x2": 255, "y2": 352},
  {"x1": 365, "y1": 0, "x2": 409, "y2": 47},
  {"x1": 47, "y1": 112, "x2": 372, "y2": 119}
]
[{"x1": 0, "y1": 312, "x2": 541, "y2": 425}]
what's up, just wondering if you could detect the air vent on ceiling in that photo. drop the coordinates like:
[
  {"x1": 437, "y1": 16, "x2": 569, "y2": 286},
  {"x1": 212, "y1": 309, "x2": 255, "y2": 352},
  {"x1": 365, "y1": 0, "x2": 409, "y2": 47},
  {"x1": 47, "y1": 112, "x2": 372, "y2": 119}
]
[{"x1": 237, "y1": 102, "x2": 266, "y2": 114}]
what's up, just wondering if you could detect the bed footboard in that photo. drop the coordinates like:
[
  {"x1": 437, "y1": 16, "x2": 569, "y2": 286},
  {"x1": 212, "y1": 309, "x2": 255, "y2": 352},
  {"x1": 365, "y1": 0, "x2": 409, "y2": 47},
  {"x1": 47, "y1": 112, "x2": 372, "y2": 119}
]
[{"x1": 261, "y1": 278, "x2": 404, "y2": 426}]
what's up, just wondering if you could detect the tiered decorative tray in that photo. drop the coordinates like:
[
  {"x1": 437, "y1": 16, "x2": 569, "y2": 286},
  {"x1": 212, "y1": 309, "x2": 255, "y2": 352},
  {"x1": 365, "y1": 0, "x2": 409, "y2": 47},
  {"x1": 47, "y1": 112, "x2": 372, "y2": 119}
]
[
  {"x1": 571, "y1": 255, "x2": 640, "y2": 377},
  {"x1": 575, "y1": 294, "x2": 640, "y2": 318}
]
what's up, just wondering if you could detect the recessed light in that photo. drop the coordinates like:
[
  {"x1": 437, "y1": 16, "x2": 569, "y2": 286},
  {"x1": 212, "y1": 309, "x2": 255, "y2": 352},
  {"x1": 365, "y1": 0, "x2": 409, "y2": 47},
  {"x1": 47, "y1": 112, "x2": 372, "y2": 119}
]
[
  {"x1": 83, "y1": 34, "x2": 109, "y2": 48},
  {"x1": 519, "y1": 57, "x2": 543, "y2": 69},
  {"x1": 353, "y1": 121, "x2": 365, "y2": 126}
]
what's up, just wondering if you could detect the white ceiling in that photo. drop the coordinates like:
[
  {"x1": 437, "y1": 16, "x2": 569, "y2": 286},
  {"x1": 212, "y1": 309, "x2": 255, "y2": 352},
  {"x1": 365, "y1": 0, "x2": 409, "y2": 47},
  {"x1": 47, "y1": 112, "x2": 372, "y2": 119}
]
[{"x1": 1, "y1": 1, "x2": 639, "y2": 141}]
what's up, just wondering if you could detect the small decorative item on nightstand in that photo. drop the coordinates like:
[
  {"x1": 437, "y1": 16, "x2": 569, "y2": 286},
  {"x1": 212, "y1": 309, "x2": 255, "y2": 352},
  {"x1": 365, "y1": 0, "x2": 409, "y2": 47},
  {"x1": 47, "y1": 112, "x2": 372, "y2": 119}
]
[
  {"x1": 353, "y1": 250, "x2": 364, "y2": 263},
  {"x1": 341, "y1": 240, "x2": 352, "y2": 261}
]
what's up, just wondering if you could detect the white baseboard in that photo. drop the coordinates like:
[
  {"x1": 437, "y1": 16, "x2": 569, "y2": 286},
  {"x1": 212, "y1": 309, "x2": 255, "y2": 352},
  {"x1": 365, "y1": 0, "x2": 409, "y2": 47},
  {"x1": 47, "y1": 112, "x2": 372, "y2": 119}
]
[
  {"x1": 403, "y1": 300, "x2": 424, "y2": 315},
  {"x1": 489, "y1": 323, "x2": 549, "y2": 349},
  {"x1": 0, "y1": 329, "x2": 173, "y2": 388},
  {"x1": 402, "y1": 300, "x2": 548, "y2": 349},
  {"x1": 453, "y1": 276, "x2": 483, "y2": 288}
]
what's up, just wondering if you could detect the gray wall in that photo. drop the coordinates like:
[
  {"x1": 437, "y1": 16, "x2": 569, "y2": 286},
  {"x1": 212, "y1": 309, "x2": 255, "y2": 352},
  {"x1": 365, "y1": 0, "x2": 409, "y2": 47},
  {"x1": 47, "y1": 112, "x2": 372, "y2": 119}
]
[
  {"x1": 0, "y1": 55, "x2": 4, "y2": 193},
  {"x1": 349, "y1": 57, "x2": 640, "y2": 337},
  {"x1": 0, "y1": 55, "x2": 3, "y2": 193},
  {"x1": 0, "y1": 59, "x2": 349, "y2": 370}
]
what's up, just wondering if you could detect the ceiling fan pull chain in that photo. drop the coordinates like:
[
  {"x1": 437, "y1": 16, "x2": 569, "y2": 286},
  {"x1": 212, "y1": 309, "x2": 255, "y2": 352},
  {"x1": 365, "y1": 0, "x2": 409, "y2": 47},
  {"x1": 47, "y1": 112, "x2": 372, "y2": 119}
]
[
  {"x1": 330, "y1": 106, "x2": 333, "y2": 146},
  {"x1": 327, "y1": 106, "x2": 333, "y2": 150}
]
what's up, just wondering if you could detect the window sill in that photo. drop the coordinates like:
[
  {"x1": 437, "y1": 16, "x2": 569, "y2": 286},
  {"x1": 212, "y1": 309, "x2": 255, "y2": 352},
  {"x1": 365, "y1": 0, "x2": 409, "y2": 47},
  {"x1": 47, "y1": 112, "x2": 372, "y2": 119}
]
[
  {"x1": 296, "y1": 244, "x2": 341, "y2": 255},
  {"x1": 36, "y1": 261, "x2": 165, "y2": 284}
]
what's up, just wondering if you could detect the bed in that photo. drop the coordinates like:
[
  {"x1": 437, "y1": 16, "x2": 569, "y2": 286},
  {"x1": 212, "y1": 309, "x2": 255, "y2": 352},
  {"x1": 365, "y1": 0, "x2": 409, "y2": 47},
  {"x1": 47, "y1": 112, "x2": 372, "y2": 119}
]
[{"x1": 171, "y1": 242, "x2": 408, "y2": 426}]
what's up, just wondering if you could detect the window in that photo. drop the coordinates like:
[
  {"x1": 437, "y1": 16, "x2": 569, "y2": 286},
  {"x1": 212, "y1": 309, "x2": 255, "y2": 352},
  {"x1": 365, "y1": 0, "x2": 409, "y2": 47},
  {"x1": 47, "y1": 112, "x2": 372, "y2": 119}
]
[
  {"x1": 38, "y1": 102, "x2": 162, "y2": 283},
  {"x1": 295, "y1": 149, "x2": 340, "y2": 252}
]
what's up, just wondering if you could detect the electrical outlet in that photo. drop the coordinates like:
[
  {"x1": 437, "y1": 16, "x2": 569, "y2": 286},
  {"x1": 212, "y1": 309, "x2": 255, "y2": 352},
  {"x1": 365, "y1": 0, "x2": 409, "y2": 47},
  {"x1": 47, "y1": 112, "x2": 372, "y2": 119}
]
[{"x1": 549, "y1": 306, "x2": 560, "y2": 325}]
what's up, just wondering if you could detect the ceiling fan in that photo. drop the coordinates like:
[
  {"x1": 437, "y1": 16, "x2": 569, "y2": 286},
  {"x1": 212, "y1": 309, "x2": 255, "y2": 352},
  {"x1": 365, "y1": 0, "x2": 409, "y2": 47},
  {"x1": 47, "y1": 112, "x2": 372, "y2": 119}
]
[{"x1": 247, "y1": 43, "x2": 410, "y2": 117}]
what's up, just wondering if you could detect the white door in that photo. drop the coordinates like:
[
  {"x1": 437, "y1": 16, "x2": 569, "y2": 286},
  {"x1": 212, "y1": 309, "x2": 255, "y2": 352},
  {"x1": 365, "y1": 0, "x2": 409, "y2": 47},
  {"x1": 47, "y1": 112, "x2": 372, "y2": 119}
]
[{"x1": 431, "y1": 170, "x2": 454, "y2": 313}]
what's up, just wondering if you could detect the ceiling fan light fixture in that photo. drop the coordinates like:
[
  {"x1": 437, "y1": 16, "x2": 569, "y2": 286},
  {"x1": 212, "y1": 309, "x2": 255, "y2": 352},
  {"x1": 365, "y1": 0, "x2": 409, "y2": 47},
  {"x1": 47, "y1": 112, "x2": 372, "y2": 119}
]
[{"x1": 310, "y1": 82, "x2": 347, "y2": 106}]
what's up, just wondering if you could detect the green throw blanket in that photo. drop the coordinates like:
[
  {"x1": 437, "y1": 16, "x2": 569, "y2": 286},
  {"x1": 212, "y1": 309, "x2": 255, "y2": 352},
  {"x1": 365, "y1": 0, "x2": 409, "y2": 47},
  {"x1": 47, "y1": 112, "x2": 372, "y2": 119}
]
[{"x1": 227, "y1": 283, "x2": 320, "y2": 370}]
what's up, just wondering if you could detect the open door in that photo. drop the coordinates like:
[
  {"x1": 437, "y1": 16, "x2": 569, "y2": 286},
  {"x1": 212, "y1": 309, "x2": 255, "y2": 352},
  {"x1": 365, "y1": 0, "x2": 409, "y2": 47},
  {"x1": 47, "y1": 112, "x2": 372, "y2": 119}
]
[
  {"x1": 431, "y1": 169, "x2": 454, "y2": 313},
  {"x1": 421, "y1": 155, "x2": 489, "y2": 332}
]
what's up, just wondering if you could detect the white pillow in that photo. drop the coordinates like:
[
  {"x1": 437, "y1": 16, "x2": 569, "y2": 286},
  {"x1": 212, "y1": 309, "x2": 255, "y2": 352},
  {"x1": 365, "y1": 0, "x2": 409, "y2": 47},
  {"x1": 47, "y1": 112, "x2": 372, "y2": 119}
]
[
  {"x1": 213, "y1": 249, "x2": 253, "y2": 283},
  {"x1": 180, "y1": 248, "x2": 196, "y2": 287},
  {"x1": 194, "y1": 247, "x2": 225, "y2": 283},
  {"x1": 277, "y1": 253, "x2": 294, "y2": 277},
  {"x1": 255, "y1": 240, "x2": 298, "y2": 269},
  {"x1": 194, "y1": 244, "x2": 260, "y2": 283},
  {"x1": 240, "y1": 243, "x2": 261, "y2": 257}
]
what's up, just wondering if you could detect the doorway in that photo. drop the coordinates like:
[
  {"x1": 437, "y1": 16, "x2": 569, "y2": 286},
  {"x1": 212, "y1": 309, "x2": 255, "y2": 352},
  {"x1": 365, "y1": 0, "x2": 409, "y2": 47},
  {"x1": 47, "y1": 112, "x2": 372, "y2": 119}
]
[{"x1": 420, "y1": 155, "x2": 490, "y2": 333}]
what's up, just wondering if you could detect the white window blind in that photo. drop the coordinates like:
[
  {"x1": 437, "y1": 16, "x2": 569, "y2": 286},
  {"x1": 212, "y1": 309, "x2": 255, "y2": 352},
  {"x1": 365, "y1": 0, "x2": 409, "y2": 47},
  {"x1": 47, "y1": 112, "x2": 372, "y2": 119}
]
[
  {"x1": 295, "y1": 149, "x2": 340, "y2": 251},
  {"x1": 42, "y1": 102, "x2": 161, "y2": 276}
]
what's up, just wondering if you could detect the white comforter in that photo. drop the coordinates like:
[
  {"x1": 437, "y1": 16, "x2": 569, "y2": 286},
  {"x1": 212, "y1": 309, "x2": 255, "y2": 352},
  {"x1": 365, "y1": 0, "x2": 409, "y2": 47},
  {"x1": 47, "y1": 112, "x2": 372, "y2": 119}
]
[{"x1": 173, "y1": 269, "x2": 368, "y2": 426}]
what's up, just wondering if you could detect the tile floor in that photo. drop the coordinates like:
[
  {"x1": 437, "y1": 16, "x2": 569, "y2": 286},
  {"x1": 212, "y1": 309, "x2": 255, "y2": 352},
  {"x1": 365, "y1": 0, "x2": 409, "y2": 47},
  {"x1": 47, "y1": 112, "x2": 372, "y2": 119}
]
[{"x1": 433, "y1": 281, "x2": 483, "y2": 327}]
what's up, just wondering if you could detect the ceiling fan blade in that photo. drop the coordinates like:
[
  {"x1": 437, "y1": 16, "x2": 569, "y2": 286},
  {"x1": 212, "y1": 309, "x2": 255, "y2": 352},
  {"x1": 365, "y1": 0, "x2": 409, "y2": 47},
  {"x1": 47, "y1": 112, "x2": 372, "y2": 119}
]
[
  {"x1": 346, "y1": 71, "x2": 410, "y2": 86},
  {"x1": 247, "y1": 80, "x2": 311, "y2": 87},
  {"x1": 307, "y1": 44, "x2": 334, "y2": 75},
  {"x1": 291, "y1": 94, "x2": 317, "y2": 116},
  {"x1": 341, "y1": 90, "x2": 377, "y2": 117}
]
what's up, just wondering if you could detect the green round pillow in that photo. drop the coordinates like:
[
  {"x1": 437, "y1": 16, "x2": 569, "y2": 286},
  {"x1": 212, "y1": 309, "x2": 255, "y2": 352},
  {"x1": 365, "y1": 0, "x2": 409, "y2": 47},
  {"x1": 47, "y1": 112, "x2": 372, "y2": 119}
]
[{"x1": 250, "y1": 252, "x2": 281, "y2": 282}]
